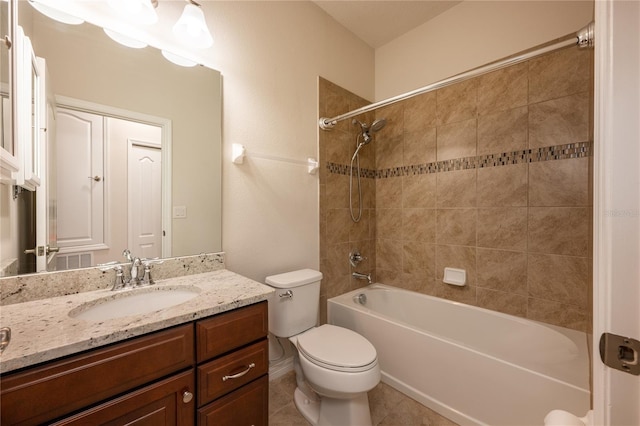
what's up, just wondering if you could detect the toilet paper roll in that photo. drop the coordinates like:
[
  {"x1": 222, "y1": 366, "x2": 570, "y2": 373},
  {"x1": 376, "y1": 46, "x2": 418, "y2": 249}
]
[{"x1": 544, "y1": 409, "x2": 591, "y2": 426}]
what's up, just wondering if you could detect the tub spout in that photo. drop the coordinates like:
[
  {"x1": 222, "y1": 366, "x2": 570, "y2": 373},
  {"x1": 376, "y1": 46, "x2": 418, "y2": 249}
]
[{"x1": 352, "y1": 271, "x2": 372, "y2": 285}]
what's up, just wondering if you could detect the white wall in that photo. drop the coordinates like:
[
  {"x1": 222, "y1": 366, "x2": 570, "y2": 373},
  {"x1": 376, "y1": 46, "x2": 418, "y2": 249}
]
[
  {"x1": 204, "y1": 1, "x2": 374, "y2": 282},
  {"x1": 375, "y1": 1, "x2": 594, "y2": 100}
]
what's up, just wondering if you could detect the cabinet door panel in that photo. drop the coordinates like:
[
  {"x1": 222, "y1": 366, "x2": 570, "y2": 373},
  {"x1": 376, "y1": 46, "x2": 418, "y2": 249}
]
[
  {"x1": 197, "y1": 376, "x2": 268, "y2": 426},
  {"x1": 0, "y1": 324, "x2": 194, "y2": 425},
  {"x1": 51, "y1": 370, "x2": 195, "y2": 426},
  {"x1": 197, "y1": 339, "x2": 268, "y2": 406},
  {"x1": 196, "y1": 301, "x2": 267, "y2": 362}
]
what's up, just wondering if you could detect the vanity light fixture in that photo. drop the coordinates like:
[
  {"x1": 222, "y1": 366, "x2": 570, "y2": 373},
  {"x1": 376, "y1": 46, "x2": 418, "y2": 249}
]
[
  {"x1": 27, "y1": 0, "x2": 84, "y2": 25},
  {"x1": 173, "y1": 0, "x2": 214, "y2": 49},
  {"x1": 103, "y1": 28, "x2": 148, "y2": 49},
  {"x1": 161, "y1": 50, "x2": 198, "y2": 67},
  {"x1": 107, "y1": 0, "x2": 158, "y2": 26}
]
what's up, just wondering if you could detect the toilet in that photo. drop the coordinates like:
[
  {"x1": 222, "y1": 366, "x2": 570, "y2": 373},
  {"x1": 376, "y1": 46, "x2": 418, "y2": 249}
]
[{"x1": 266, "y1": 269, "x2": 380, "y2": 426}]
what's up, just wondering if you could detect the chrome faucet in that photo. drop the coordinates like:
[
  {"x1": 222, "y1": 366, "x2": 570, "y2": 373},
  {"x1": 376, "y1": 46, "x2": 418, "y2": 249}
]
[
  {"x1": 352, "y1": 271, "x2": 372, "y2": 285},
  {"x1": 123, "y1": 249, "x2": 142, "y2": 287},
  {"x1": 99, "y1": 251, "x2": 163, "y2": 291},
  {"x1": 129, "y1": 257, "x2": 142, "y2": 286}
]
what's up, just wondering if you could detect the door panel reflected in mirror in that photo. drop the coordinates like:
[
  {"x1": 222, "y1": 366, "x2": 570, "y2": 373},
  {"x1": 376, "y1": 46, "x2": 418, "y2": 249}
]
[{"x1": 0, "y1": 2, "x2": 221, "y2": 277}]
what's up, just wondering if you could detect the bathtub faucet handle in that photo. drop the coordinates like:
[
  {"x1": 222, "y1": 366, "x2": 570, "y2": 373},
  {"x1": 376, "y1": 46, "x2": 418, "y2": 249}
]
[{"x1": 349, "y1": 249, "x2": 366, "y2": 267}]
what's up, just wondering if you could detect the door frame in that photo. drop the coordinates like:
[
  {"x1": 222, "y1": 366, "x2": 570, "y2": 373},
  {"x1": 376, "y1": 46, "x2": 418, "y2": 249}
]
[
  {"x1": 593, "y1": 0, "x2": 640, "y2": 424},
  {"x1": 55, "y1": 96, "x2": 172, "y2": 259}
]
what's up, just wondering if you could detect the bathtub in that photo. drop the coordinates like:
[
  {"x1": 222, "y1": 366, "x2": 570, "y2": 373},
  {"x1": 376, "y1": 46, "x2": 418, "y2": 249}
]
[{"x1": 327, "y1": 284, "x2": 590, "y2": 426}]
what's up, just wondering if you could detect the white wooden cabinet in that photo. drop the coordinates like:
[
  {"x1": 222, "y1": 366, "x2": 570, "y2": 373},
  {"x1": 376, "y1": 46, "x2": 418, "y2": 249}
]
[
  {"x1": 12, "y1": 26, "x2": 43, "y2": 191},
  {"x1": 0, "y1": 0, "x2": 18, "y2": 184}
]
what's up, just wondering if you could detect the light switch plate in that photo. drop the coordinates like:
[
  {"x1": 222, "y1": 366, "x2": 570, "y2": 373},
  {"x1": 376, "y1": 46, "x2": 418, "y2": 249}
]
[{"x1": 173, "y1": 206, "x2": 187, "y2": 218}]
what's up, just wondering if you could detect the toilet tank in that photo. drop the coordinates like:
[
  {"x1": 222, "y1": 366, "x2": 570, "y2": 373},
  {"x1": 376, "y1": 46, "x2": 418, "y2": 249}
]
[{"x1": 265, "y1": 269, "x2": 322, "y2": 338}]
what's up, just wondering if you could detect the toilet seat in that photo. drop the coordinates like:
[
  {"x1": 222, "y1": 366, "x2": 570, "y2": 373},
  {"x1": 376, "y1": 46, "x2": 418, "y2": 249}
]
[{"x1": 296, "y1": 324, "x2": 378, "y2": 373}]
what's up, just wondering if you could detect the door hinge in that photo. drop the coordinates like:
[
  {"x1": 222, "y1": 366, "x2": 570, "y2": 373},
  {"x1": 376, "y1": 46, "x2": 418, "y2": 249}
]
[{"x1": 599, "y1": 332, "x2": 640, "y2": 375}]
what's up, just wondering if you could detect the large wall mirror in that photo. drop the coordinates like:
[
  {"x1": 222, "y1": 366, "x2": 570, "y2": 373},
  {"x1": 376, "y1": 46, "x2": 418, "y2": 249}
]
[{"x1": 0, "y1": 1, "x2": 222, "y2": 277}]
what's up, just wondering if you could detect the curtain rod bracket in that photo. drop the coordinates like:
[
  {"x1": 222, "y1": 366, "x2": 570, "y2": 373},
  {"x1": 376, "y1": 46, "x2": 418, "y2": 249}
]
[
  {"x1": 577, "y1": 21, "x2": 595, "y2": 49},
  {"x1": 318, "y1": 118, "x2": 336, "y2": 131}
]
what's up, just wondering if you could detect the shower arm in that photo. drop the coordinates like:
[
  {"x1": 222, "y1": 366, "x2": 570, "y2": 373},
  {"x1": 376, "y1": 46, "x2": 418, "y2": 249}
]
[{"x1": 319, "y1": 22, "x2": 594, "y2": 131}]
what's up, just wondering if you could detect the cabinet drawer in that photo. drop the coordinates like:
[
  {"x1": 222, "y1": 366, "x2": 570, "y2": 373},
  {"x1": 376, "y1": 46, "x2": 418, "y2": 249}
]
[
  {"x1": 197, "y1": 339, "x2": 268, "y2": 407},
  {"x1": 197, "y1": 375, "x2": 268, "y2": 426},
  {"x1": 0, "y1": 324, "x2": 194, "y2": 425},
  {"x1": 51, "y1": 370, "x2": 195, "y2": 426},
  {"x1": 196, "y1": 301, "x2": 267, "y2": 362}
]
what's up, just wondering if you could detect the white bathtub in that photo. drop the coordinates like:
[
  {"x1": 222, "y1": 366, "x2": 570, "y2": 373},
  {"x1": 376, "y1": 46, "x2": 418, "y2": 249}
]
[{"x1": 327, "y1": 284, "x2": 590, "y2": 426}]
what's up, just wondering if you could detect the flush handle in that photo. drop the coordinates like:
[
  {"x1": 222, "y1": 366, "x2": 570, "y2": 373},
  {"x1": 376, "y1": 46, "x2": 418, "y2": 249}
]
[
  {"x1": 279, "y1": 290, "x2": 293, "y2": 299},
  {"x1": 599, "y1": 332, "x2": 640, "y2": 375}
]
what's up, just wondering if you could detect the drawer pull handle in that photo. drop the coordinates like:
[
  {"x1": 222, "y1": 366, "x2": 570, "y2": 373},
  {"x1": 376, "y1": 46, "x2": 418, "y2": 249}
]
[
  {"x1": 182, "y1": 391, "x2": 194, "y2": 404},
  {"x1": 222, "y1": 363, "x2": 255, "y2": 381}
]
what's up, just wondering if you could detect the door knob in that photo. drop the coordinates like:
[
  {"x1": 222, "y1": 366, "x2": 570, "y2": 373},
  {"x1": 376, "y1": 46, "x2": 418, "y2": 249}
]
[
  {"x1": 46, "y1": 246, "x2": 60, "y2": 254},
  {"x1": 182, "y1": 391, "x2": 193, "y2": 404},
  {"x1": 88, "y1": 176, "x2": 102, "y2": 182}
]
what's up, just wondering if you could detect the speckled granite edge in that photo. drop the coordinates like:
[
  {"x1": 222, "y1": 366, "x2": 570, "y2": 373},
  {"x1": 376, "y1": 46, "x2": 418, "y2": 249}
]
[
  {"x1": 0, "y1": 252, "x2": 225, "y2": 306},
  {"x1": 0, "y1": 268, "x2": 274, "y2": 373}
]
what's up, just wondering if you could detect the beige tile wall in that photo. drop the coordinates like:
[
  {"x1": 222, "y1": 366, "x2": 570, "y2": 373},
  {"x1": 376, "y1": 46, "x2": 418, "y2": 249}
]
[{"x1": 318, "y1": 46, "x2": 593, "y2": 332}]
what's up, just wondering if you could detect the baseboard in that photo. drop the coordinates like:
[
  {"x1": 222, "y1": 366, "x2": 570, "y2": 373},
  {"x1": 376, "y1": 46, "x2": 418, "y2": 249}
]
[{"x1": 269, "y1": 355, "x2": 294, "y2": 381}]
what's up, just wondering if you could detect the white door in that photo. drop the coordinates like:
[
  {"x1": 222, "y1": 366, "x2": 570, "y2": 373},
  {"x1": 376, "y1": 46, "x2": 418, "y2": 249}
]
[
  {"x1": 55, "y1": 108, "x2": 106, "y2": 251},
  {"x1": 128, "y1": 140, "x2": 162, "y2": 259},
  {"x1": 34, "y1": 57, "x2": 57, "y2": 271},
  {"x1": 593, "y1": 0, "x2": 640, "y2": 424}
]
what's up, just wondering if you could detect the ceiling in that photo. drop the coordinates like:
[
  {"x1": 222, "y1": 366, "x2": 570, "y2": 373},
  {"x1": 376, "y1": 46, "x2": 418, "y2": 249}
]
[{"x1": 312, "y1": 0, "x2": 462, "y2": 48}]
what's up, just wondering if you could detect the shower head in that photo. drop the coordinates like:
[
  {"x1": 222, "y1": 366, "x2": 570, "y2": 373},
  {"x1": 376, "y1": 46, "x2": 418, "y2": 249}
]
[
  {"x1": 352, "y1": 118, "x2": 387, "y2": 144},
  {"x1": 369, "y1": 118, "x2": 387, "y2": 133}
]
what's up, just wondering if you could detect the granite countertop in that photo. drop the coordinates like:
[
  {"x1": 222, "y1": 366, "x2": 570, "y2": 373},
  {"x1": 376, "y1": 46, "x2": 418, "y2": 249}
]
[{"x1": 0, "y1": 269, "x2": 274, "y2": 374}]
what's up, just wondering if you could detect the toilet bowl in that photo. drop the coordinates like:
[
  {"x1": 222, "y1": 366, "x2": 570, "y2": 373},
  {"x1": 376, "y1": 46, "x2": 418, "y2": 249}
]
[
  {"x1": 265, "y1": 269, "x2": 380, "y2": 426},
  {"x1": 289, "y1": 325, "x2": 380, "y2": 426}
]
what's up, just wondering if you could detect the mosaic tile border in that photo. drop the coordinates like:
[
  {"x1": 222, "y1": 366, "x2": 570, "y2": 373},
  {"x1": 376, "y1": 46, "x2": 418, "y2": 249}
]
[{"x1": 327, "y1": 141, "x2": 592, "y2": 179}]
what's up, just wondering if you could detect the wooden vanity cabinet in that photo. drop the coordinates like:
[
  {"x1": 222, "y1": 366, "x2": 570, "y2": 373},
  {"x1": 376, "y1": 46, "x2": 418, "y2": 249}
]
[
  {"x1": 0, "y1": 301, "x2": 269, "y2": 426},
  {"x1": 195, "y1": 301, "x2": 269, "y2": 426},
  {"x1": 0, "y1": 324, "x2": 194, "y2": 425},
  {"x1": 50, "y1": 370, "x2": 195, "y2": 426}
]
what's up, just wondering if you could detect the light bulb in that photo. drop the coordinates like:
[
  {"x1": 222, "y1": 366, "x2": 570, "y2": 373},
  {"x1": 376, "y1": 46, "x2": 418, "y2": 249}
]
[{"x1": 172, "y1": 3, "x2": 213, "y2": 49}]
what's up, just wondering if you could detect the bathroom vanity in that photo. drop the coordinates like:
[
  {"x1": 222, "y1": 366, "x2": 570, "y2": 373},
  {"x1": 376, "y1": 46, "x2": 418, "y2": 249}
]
[{"x1": 0, "y1": 269, "x2": 273, "y2": 425}]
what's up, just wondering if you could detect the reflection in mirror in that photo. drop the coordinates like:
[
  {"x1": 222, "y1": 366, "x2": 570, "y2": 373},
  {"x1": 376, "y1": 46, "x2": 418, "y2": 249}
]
[
  {"x1": 0, "y1": 2, "x2": 221, "y2": 277},
  {"x1": 1, "y1": 0, "x2": 11, "y2": 155}
]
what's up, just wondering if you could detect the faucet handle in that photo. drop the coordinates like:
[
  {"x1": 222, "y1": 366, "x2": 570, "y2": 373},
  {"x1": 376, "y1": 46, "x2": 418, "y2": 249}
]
[
  {"x1": 141, "y1": 258, "x2": 163, "y2": 285},
  {"x1": 98, "y1": 262, "x2": 126, "y2": 290}
]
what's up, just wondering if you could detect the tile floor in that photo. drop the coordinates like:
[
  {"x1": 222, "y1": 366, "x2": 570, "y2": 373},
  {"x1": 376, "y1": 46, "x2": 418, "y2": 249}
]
[{"x1": 268, "y1": 371, "x2": 459, "y2": 426}]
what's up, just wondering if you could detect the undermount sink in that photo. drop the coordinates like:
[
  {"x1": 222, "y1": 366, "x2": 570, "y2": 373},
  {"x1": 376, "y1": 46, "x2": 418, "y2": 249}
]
[{"x1": 69, "y1": 286, "x2": 201, "y2": 321}]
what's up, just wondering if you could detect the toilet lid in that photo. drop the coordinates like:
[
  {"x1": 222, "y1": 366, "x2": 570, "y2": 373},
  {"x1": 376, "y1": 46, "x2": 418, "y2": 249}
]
[{"x1": 296, "y1": 324, "x2": 377, "y2": 372}]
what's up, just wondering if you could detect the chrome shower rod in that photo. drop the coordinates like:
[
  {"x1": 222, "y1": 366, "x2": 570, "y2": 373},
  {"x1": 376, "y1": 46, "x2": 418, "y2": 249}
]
[{"x1": 319, "y1": 22, "x2": 594, "y2": 130}]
